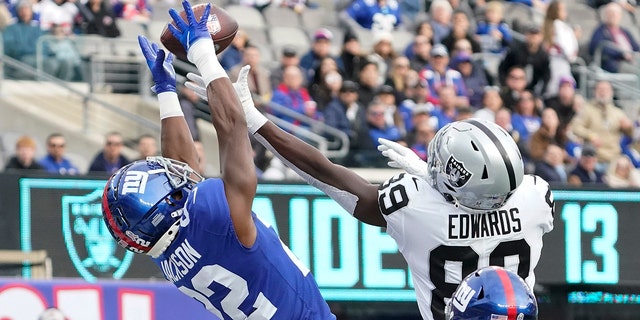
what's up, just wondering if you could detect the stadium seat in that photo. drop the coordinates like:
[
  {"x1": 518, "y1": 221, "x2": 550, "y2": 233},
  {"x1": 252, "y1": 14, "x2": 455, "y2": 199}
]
[
  {"x1": 224, "y1": 5, "x2": 266, "y2": 30},
  {"x1": 503, "y1": 2, "x2": 533, "y2": 33},
  {"x1": 391, "y1": 29, "x2": 415, "y2": 54},
  {"x1": 262, "y1": 6, "x2": 301, "y2": 28},
  {"x1": 301, "y1": 7, "x2": 340, "y2": 31},
  {"x1": 243, "y1": 27, "x2": 270, "y2": 47},
  {"x1": 268, "y1": 27, "x2": 310, "y2": 59}
]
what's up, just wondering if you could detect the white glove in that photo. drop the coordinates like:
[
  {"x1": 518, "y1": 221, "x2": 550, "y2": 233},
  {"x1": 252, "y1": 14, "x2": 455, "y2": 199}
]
[
  {"x1": 377, "y1": 138, "x2": 429, "y2": 178},
  {"x1": 185, "y1": 65, "x2": 268, "y2": 134}
]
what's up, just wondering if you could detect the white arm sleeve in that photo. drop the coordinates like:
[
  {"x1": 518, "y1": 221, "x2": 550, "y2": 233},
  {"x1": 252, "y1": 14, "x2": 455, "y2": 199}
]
[{"x1": 253, "y1": 132, "x2": 360, "y2": 215}]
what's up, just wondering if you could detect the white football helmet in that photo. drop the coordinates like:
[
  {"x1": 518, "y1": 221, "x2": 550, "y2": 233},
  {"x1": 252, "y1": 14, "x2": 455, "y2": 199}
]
[{"x1": 426, "y1": 119, "x2": 524, "y2": 212}]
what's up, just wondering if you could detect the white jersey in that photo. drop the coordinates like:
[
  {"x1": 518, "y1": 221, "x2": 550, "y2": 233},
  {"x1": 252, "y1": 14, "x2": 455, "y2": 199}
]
[{"x1": 378, "y1": 173, "x2": 554, "y2": 320}]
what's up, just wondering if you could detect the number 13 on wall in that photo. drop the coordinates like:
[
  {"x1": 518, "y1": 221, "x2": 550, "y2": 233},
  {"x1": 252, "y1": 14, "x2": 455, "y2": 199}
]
[{"x1": 562, "y1": 203, "x2": 619, "y2": 284}]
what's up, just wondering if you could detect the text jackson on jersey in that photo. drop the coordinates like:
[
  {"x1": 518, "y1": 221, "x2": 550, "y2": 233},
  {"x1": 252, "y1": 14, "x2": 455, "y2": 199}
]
[{"x1": 448, "y1": 208, "x2": 522, "y2": 239}]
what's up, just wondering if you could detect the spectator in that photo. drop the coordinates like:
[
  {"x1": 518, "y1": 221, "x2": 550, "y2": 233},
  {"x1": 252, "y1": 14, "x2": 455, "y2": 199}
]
[
  {"x1": 473, "y1": 86, "x2": 503, "y2": 122},
  {"x1": 39, "y1": 133, "x2": 78, "y2": 175},
  {"x1": 79, "y1": 0, "x2": 120, "y2": 37},
  {"x1": 621, "y1": 134, "x2": 640, "y2": 168},
  {"x1": 323, "y1": 80, "x2": 365, "y2": 149},
  {"x1": 409, "y1": 118, "x2": 437, "y2": 160},
  {"x1": 500, "y1": 66, "x2": 528, "y2": 111},
  {"x1": 4, "y1": 135, "x2": 43, "y2": 171},
  {"x1": 533, "y1": 143, "x2": 568, "y2": 184},
  {"x1": 430, "y1": 85, "x2": 460, "y2": 129},
  {"x1": 47, "y1": 23, "x2": 82, "y2": 81},
  {"x1": 192, "y1": 139, "x2": 216, "y2": 178},
  {"x1": 429, "y1": 0, "x2": 453, "y2": 44},
  {"x1": 178, "y1": 85, "x2": 201, "y2": 141},
  {"x1": 113, "y1": 0, "x2": 152, "y2": 22},
  {"x1": 528, "y1": 107, "x2": 572, "y2": 163},
  {"x1": 88, "y1": 132, "x2": 130, "y2": 175},
  {"x1": 365, "y1": 100, "x2": 403, "y2": 147},
  {"x1": 367, "y1": 31, "x2": 395, "y2": 84},
  {"x1": 408, "y1": 34, "x2": 432, "y2": 72},
  {"x1": 498, "y1": 24, "x2": 551, "y2": 97},
  {"x1": 338, "y1": 31, "x2": 366, "y2": 82},
  {"x1": 589, "y1": 2, "x2": 640, "y2": 73},
  {"x1": 342, "y1": 0, "x2": 401, "y2": 33},
  {"x1": 229, "y1": 45, "x2": 272, "y2": 104},
  {"x1": 569, "y1": 80, "x2": 634, "y2": 165},
  {"x1": 385, "y1": 56, "x2": 412, "y2": 103},
  {"x1": 375, "y1": 84, "x2": 404, "y2": 134},
  {"x1": 308, "y1": 57, "x2": 341, "y2": 110},
  {"x1": 590, "y1": 0, "x2": 638, "y2": 16},
  {"x1": 543, "y1": 76, "x2": 583, "y2": 140},
  {"x1": 135, "y1": 134, "x2": 158, "y2": 160},
  {"x1": 270, "y1": 46, "x2": 305, "y2": 90},
  {"x1": 542, "y1": 0, "x2": 578, "y2": 98},
  {"x1": 451, "y1": 52, "x2": 488, "y2": 108},
  {"x1": 2, "y1": 0, "x2": 45, "y2": 79},
  {"x1": 475, "y1": 1, "x2": 512, "y2": 54},
  {"x1": 356, "y1": 59, "x2": 381, "y2": 107},
  {"x1": 606, "y1": 154, "x2": 640, "y2": 188},
  {"x1": 441, "y1": 10, "x2": 482, "y2": 54},
  {"x1": 220, "y1": 29, "x2": 248, "y2": 71},
  {"x1": 568, "y1": 143, "x2": 606, "y2": 186},
  {"x1": 38, "y1": 0, "x2": 78, "y2": 35},
  {"x1": 404, "y1": 21, "x2": 434, "y2": 62},
  {"x1": 300, "y1": 28, "x2": 339, "y2": 83},
  {"x1": 495, "y1": 107, "x2": 522, "y2": 144},
  {"x1": 398, "y1": 70, "x2": 435, "y2": 133},
  {"x1": 511, "y1": 90, "x2": 542, "y2": 148},
  {"x1": 420, "y1": 44, "x2": 469, "y2": 107},
  {"x1": 271, "y1": 65, "x2": 321, "y2": 127}
]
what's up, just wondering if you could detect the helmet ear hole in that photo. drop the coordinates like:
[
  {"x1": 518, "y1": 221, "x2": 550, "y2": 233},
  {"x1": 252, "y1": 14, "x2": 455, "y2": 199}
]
[
  {"x1": 481, "y1": 166, "x2": 488, "y2": 179},
  {"x1": 470, "y1": 140, "x2": 479, "y2": 151},
  {"x1": 477, "y1": 287, "x2": 484, "y2": 300}
]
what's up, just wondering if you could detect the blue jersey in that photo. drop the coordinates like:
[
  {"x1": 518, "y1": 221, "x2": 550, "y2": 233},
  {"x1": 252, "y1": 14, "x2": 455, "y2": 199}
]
[{"x1": 153, "y1": 179, "x2": 334, "y2": 320}]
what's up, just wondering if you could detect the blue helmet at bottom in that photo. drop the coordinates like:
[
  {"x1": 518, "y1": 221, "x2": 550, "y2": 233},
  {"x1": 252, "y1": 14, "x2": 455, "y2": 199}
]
[
  {"x1": 102, "y1": 157, "x2": 203, "y2": 258},
  {"x1": 446, "y1": 266, "x2": 538, "y2": 320}
]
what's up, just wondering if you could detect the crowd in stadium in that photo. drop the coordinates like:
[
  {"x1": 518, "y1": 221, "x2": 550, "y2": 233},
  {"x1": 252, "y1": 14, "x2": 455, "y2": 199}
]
[{"x1": 2, "y1": 0, "x2": 640, "y2": 188}]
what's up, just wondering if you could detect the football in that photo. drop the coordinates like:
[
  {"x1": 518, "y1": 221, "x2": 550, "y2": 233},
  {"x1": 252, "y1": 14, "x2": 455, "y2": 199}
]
[{"x1": 160, "y1": 3, "x2": 238, "y2": 60}]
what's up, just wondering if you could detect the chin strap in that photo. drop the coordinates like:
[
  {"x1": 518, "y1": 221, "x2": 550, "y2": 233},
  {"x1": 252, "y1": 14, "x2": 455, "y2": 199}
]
[{"x1": 147, "y1": 220, "x2": 180, "y2": 259}]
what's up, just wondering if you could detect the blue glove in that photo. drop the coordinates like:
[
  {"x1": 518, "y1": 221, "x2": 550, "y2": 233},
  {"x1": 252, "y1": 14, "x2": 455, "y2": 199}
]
[
  {"x1": 168, "y1": 0, "x2": 212, "y2": 52},
  {"x1": 138, "y1": 35, "x2": 176, "y2": 94}
]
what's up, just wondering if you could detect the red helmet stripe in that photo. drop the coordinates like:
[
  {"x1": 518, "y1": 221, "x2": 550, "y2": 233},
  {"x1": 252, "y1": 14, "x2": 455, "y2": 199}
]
[
  {"x1": 495, "y1": 268, "x2": 517, "y2": 320},
  {"x1": 102, "y1": 181, "x2": 148, "y2": 252}
]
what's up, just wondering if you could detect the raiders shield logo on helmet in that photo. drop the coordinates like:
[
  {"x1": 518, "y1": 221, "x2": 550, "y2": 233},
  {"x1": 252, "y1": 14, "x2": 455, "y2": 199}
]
[
  {"x1": 62, "y1": 188, "x2": 134, "y2": 282},
  {"x1": 445, "y1": 155, "x2": 472, "y2": 188}
]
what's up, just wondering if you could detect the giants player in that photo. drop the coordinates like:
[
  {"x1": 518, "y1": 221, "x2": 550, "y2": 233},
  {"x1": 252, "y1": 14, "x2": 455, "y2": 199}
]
[
  {"x1": 101, "y1": 1, "x2": 335, "y2": 319},
  {"x1": 188, "y1": 72, "x2": 554, "y2": 318}
]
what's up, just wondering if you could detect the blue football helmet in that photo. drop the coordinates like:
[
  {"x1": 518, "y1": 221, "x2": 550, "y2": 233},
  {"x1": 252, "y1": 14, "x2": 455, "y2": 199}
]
[
  {"x1": 102, "y1": 156, "x2": 203, "y2": 258},
  {"x1": 446, "y1": 266, "x2": 537, "y2": 320}
]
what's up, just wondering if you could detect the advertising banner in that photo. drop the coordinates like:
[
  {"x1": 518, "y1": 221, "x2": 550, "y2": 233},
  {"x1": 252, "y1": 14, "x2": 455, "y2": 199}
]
[{"x1": 0, "y1": 278, "x2": 212, "y2": 320}]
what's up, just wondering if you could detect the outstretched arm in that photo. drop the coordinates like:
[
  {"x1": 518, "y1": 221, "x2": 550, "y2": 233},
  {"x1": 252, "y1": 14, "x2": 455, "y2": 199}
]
[
  {"x1": 169, "y1": 0, "x2": 257, "y2": 245},
  {"x1": 138, "y1": 35, "x2": 199, "y2": 169},
  {"x1": 185, "y1": 69, "x2": 385, "y2": 226}
]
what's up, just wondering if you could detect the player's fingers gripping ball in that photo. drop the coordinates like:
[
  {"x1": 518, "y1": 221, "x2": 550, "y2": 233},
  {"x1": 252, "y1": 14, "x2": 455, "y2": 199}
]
[{"x1": 160, "y1": 1, "x2": 238, "y2": 60}]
